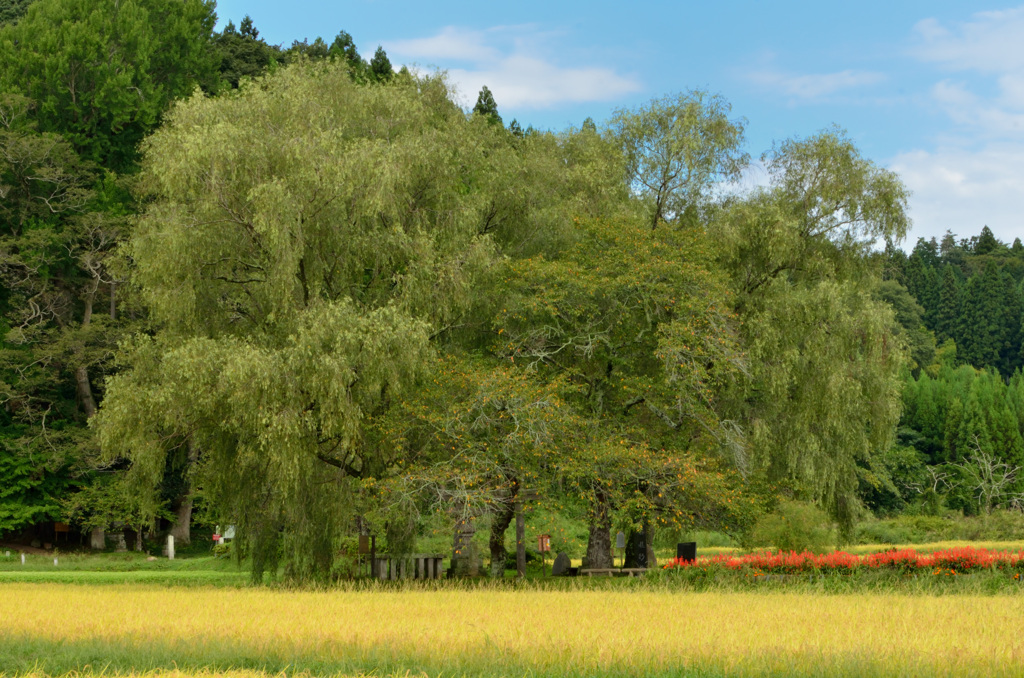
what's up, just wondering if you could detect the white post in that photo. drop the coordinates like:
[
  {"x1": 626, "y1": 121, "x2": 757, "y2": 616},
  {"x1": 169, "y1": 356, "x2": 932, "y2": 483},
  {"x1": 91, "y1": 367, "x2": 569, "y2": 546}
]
[
  {"x1": 167, "y1": 534, "x2": 175, "y2": 560},
  {"x1": 54, "y1": 557, "x2": 58, "y2": 566},
  {"x1": 21, "y1": 553, "x2": 25, "y2": 565}
]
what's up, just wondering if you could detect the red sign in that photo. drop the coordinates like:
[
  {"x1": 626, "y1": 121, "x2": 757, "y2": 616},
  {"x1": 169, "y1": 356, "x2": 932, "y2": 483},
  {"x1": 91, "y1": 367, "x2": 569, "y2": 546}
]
[{"x1": 537, "y1": 534, "x2": 551, "y2": 553}]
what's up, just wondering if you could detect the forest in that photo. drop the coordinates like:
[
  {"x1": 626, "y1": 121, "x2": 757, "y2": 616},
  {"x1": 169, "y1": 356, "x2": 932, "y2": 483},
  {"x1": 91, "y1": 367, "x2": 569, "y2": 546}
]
[{"x1": 0, "y1": 0, "x2": 1017, "y2": 583}]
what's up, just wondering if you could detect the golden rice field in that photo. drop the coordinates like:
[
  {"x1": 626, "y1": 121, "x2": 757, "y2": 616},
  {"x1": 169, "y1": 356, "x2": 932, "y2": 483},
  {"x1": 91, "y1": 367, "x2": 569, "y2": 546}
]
[{"x1": 3, "y1": 583, "x2": 1024, "y2": 677}]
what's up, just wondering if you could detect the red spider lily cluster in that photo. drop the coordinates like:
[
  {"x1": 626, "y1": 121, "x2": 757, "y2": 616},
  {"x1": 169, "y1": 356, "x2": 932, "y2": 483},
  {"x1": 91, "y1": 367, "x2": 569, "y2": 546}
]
[{"x1": 663, "y1": 546, "x2": 1024, "y2": 575}]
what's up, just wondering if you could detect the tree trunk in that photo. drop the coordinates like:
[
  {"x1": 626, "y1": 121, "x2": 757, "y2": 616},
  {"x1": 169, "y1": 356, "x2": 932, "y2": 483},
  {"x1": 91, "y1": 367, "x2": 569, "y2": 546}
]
[
  {"x1": 585, "y1": 492, "x2": 613, "y2": 569},
  {"x1": 645, "y1": 520, "x2": 657, "y2": 569},
  {"x1": 169, "y1": 439, "x2": 200, "y2": 545},
  {"x1": 488, "y1": 499, "x2": 516, "y2": 578},
  {"x1": 169, "y1": 496, "x2": 194, "y2": 546},
  {"x1": 515, "y1": 502, "x2": 526, "y2": 577},
  {"x1": 134, "y1": 528, "x2": 143, "y2": 551},
  {"x1": 89, "y1": 527, "x2": 105, "y2": 550},
  {"x1": 74, "y1": 275, "x2": 100, "y2": 418},
  {"x1": 74, "y1": 365, "x2": 97, "y2": 418}
]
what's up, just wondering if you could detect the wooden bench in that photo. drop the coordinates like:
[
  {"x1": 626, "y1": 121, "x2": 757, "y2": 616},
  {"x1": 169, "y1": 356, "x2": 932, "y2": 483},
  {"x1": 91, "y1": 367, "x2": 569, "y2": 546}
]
[
  {"x1": 372, "y1": 554, "x2": 445, "y2": 580},
  {"x1": 579, "y1": 567, "x2": 647, "y2": 577}
]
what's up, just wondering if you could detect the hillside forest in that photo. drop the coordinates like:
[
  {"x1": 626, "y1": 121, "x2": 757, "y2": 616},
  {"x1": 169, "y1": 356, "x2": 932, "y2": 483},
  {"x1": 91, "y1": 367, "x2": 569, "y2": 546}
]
[{"x1": 1, "y1": 0, "x2": 1021, "y2": 582}]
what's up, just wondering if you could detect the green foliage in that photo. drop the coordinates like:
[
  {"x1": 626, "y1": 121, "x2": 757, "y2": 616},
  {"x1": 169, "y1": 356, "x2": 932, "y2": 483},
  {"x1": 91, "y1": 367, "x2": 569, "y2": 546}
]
[
  {"x1": 473, "y1": 86, "x2": 502, "y2": 126},
  {"x1": 611, "y1": 90, "x2": 747, "y2": 229},
  {"x1": 0, "y1": 429, "x2": 74, "y2": 533},
  {"x1": 856, "y1": 511, "x2": 1024, "y2": 544},
  {"x1": 718, "y1": 129, "x2": 910, "y2": 533},
  {"x1": 0, "y1": 0, "x2": 219, "y2": 170},
  {"x1": 0, "y1": 91, "x2": 139, "y2": 536},
  {"x1": 213, "y1": 15, "x2": 280, "y2": 89},
  {"x1": 369, "y1": 46, "x2": 393, "y2": 82},
  {"x1": 0, "y1": 0, "x2": 33, "y2": 25},
  {"x1": 873, "y1": 279, "x2": 935, "y2": 372},
  {"x1": 857, "y1": 444, "x2": 928, "y2": 515},
  {"x1": 95, "y1": 62, "x2": 605, "y2": 581},
  {"x1": 748, "y1": 501, "x2": 835, "y2": 553}
]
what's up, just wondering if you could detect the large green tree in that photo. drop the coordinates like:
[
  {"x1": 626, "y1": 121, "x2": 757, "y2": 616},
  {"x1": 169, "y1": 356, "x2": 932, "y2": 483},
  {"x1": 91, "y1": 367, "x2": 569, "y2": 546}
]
[
  {"x1": 94, "y1": 63, "x2": 588, "y2": 580},
  {"x1": 0, "y1": 94, "x2": 131, "y2": 538},
  {"x1": 718, "y1": 129, "x2": 911, "y2": 532},
  {"x1": 610, "y1": 90, "x2": 747, "y2": 229},
  {"x1": 0, "y1": 0, "x2": 219, "y2": 170}
]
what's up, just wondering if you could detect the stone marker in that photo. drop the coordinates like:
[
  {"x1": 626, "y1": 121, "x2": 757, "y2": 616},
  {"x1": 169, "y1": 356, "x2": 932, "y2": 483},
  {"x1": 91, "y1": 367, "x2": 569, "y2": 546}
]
[
  {"x1": 551, "y1": 551, "x2": 572, "y2": 576},
  {"x1": 626, "y1": 529, "x2": 647, "y2": 568},
  {"x1": 167, "y1": 535, "x2": 175, "y2": 560},
  {"x1": 53, "y1": 557, "x2": 58, "y2": 566},
  {"x1": 21, "y1": 553, "x2": 25, "y2": 565},
  {"x1": 451, "y1": 519, "x2": 480, "y2": 577}
]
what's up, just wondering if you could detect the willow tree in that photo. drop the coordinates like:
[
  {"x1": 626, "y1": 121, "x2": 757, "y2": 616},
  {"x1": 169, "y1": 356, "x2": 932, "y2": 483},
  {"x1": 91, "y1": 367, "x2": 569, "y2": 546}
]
[
  {"x1": 94, "y1": 63, "x2": 541, "y2": 581},
  {"x1": 610, "y1": 90, "x2": 747, "y2": 229},
  {"x1": 718, "y1": 129, "x2": 911, "y2": 532}
]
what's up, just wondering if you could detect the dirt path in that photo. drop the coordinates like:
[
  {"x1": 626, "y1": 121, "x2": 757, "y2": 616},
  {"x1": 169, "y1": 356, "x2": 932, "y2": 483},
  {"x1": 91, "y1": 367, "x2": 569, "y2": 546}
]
[{"x1": 0, "y1": 541, "x2": 49, "y2": 555}]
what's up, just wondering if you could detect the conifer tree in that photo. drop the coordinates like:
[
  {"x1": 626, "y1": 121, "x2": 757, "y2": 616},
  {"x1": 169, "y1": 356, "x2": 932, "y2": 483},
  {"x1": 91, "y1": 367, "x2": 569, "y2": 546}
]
[
  {"x1": 369, "y1": 46, "x2": 393, "y2": 82},
  {"x1": 934, "y1": 266, "x2": 962, "y2": 344},
  {"x1": 957, "y1": 268, "x2": 1001, "y2": 369},
  {"x1": 975, "y1": 226, "x2": 1000, "y2": 256},
  {"x1": 998, "y1": 271, "x2": 1023, "y2": 376},
  {"x1": 472, "y1": 86, "x2": 502, "y2": 126}
]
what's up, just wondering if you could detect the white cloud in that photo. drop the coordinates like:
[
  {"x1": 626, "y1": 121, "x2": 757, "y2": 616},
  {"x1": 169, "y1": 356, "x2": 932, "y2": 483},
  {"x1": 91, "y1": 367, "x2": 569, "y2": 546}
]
[
  {"x1": 384, "y1": 25, "x2": 642, "y2": 110},
  {"x1": 910, "y1": 7, "x2": 1024, "y2": 138},
  {"x1": 385, "y1": 26, "x2": 498, "y2": 62},
  {"x1": 891, "y1": 6, "x2": 1024, "y2": 245},
  {"x1": 889, "y1": 144, "x2": 1024, "y2": 244},
  {"x1": 912, "y1": 9, "x2": 1024, "y2": 73},
  {"x1": 748, "y1": 68, "x2": 886, "y2": 100},
  {"x1": 930, "y1": 79, "x2": 1024, "y2": 135}
]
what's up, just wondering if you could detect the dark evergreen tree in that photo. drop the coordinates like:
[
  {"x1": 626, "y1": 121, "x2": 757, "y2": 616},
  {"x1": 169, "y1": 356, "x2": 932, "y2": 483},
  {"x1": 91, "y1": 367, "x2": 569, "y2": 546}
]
[
  {"x1": 957, "y1": 265, "x2": 1005, "y2": 370},
  {"x1": 940, "y1": 230, "x2": 968, "y2": 272},
  {"x1": 473, "y1": 85, "x2": 502, "y2": 126},
  {"x1": 912, "y1": 236, "x2": 940, "y2": 268},
  {"x1": 934, "y1": 265, "x2": 962, "y2": 344},
  {"x1": 904, "y1": 253, "x2": 938, "y2": 324},
  {"x1": 997, "y1": 270, "x2": 1023, "y2": 376},
  {"x1": 975, "y1": 225, "x2": 1000, "y2": 256},
  {"x1": 239, "y1": 15, "x2": 258, "y2": 39},
  {"x1": 213, "y1": 15, "x2": 280, "y2": 89},
  {"x1": 0, "y1": 0, "x2": 33, "y2": 25},
  {"x1": 369, "y1": 45, "x2": 393, "y2": 82},
  {"x1": 329, "y1": 30, "x2": 364, "y2": 79}
]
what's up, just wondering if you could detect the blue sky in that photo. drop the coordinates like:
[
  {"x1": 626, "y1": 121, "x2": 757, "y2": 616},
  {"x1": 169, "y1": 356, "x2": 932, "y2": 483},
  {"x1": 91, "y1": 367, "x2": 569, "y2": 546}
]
[{"x1": 213, "y1": 1, "x2": 1024, "y2": 248}]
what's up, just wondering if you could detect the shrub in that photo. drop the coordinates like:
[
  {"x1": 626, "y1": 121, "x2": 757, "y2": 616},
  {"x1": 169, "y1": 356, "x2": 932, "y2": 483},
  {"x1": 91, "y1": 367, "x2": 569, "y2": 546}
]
[{"x1": 748, "y1": 501, "x2": 834, "y2": 553}]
